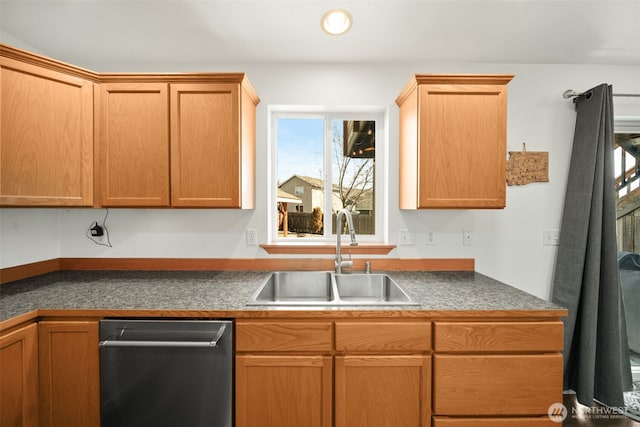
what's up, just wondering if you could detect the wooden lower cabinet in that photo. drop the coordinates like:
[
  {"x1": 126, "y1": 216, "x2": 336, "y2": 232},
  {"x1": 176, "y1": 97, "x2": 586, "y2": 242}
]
[
  {"x1": 335, "y1": 321, "x2": 431, "y2": 352},
  {"x1": 38, "y1": 321, "x2": 100, "y2": 427},
  {"x1": 0, "y1": 323, "x2": 38, "y2": 427},
  {"x1": 236, "y1": 320, "x2": 433, "y2": 427},
  {"x1": 236, "y1": 355, "x2": 333, "y2": 427},
  {"x1": 236, "y1": 321, "x2": 334, "y2": 427},
  {"x1": 432, "y1": 417, "x2": 558, "y2": 427},
  {"x1": 1, "y1": 313, "x2": 565, "y2": 427},
  {"x1": 236, "y1": 321, "x2": 333, "y2": 352},
  {"x1": 432, "y1": 320, "x2": 564, "y2": 425},
  {"x1": 236, "y1": 318, "x2": 565, "y2": 427},
  {"x1": 433, "y1": 354, "x2": 563, "y2": 416},
  {"x1": 335, "y1": 355, "x2": 431, "y2": 427},
  {"x1": 432, "y1": 321, "x2": 563, "y2": 353}
]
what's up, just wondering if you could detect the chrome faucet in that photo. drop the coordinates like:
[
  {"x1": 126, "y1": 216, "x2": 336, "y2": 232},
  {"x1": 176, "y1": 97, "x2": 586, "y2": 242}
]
[{"x1": 335, "y1": 208, "x2": 358, "y2": 274}]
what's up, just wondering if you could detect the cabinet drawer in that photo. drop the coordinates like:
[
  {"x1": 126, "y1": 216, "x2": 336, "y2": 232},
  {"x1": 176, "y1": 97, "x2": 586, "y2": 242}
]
[
  {"x1": 433, "y1": 354, "x2": 562, "y2": 415},
  {"x1": 433, "y1": 321, "x2": 563, "y2": 352},
  {"x1": 433, "y1": 417, "x2": 558, "y2": 427},
  {"x1": 335, "y1": 322, "x2": 430, "y2": 352},
  {"x1": 236, "y1": 321, "x2": 332, "y2": 352}
]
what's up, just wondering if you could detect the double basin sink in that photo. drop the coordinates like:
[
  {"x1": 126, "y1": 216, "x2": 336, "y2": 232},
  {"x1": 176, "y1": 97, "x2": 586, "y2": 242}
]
[{"x1": 247, "y1": 271, "x2": 418, "y2": 306}]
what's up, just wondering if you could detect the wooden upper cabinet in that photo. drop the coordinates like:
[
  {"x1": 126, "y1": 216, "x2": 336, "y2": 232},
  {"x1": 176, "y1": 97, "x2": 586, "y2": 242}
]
[
  {"x1": 396, "y1": 74, "x2": 514, "y2": 209},
  {"x1": 97, "y1": 77, "x2": 258, "y2": 208},
  {"x1": 0, "y1": 48, "x2": 94, "y2": 206},
  {"x1": 96, "y1": 82, "x2": 170, "y2": 207},
  {"x1": 1, "y1": 44, "x2": 259, "y2": 208},
  {"x1": 170, "y1": 81, "x2": 258, "y2": 208}
]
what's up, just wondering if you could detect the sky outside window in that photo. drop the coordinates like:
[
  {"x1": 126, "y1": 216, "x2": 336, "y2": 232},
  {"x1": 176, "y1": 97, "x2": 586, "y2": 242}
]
[{"x1": 277, "y1": 118, "x2": 324, "y2": 184}]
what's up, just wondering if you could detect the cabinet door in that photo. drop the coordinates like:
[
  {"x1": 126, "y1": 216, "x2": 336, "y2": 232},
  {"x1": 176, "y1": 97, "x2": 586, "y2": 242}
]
[
  {"x1": 417, "y1": 82, "x2": 508, "y2": 208},
  {"x1": 96, "y1": 83, "x2": 170, "y2": 206},
  {"x1": 335, "y1": 355, "x2": 431, "y2": 427},
  {"x1": 170, "y1": 83, "x2": 241, "y2": 207},
  {"x1": 38, "y1": 321, "x2": 99, "y2": 427},
  {"x1": 236, "y1": 355, "x2": 332, "y2": 427},
  {"x1": 0, "y1": 323, "x2": 38, "y2": 427},
  {"x1": 0, "y1": 57, "x2": 93, "y2": 206}
]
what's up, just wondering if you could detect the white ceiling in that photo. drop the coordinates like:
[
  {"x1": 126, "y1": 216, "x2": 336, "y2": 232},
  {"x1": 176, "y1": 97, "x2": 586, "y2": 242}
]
[{"x1": 1, "y1": 0, "x2": 639, "y2": 69}]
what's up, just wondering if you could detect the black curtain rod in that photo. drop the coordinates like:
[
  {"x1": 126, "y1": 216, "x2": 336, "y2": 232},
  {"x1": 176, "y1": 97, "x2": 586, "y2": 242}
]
[{"x1": 562, "y1": 89, "x2": 640, "y2": 99}]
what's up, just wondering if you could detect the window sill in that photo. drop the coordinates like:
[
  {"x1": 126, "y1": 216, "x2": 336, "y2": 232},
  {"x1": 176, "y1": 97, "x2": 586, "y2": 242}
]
[{"x1": 260, "y1": 243, "x2": 396, "y2": 255}]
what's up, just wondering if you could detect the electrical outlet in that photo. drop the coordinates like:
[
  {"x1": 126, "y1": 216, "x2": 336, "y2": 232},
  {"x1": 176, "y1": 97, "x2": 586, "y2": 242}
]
[
  {"x1": 246, "y1": 229, "x2": 257, "y2": 246},
  {"x1": 426, "y1": 231, "x2": 436, "y2": 245},
  {"x1": 399, "y1": 229, "x2": 415, "y2": 245},
  {"x1": 90, "y1": 224, "x2": 104, "y2": 237},
  {"x1": 543, "y1": 229, "x2": 560, "y2": 246},
  {"x1": 463, "y1": 230, "x2": 474, "y2": 246}
]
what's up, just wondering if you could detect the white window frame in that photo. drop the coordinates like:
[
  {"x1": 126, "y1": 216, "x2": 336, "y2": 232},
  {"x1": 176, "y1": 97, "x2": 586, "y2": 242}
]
[{"x1": 268, "y1": 105, "x2": 388, "y2": 243}]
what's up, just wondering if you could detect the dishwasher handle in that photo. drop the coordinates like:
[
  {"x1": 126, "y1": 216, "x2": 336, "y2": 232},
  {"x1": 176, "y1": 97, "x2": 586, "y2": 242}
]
[{"x1": 100, "y1": 324, "x2": 226, "y2": 348}]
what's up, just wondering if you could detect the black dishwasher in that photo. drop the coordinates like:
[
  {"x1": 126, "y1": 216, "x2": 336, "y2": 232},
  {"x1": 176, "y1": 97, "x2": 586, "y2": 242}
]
[{"x1": 99, "y1": 319, "x2": 233, "y2": 427}]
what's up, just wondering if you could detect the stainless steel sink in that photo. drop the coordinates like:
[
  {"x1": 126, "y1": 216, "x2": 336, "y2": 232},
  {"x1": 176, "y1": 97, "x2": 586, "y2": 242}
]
[
  {"x1": 247, "y1": 271, "x2": 337, "y2": 305},
  {"x1": 247, "y1": 271, "x2": 418, "y2": 306},
  {"x1": 333, "y1": 273, "x2": 417, "y2": 304}
]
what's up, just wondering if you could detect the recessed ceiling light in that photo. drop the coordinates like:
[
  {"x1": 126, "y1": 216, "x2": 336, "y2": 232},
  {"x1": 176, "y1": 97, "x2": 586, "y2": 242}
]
[{"x1": 321, "y1": 9, "x2": 352, "y2": 35}]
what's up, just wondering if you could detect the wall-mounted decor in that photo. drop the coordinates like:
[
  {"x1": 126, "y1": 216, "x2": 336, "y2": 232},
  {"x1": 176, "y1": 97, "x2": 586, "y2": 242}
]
[{"x1": 506, "y1": 143, "x2": 549, "y2": 186}]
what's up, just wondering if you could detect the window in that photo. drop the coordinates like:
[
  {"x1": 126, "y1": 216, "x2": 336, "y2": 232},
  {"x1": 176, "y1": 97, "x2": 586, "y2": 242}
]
[
  {"x1": 614, "y1": 134, "x2": 639, "y2": 199},
  {"x1": 614, "y1": 118, "x2": 640, "y2": 254},
  {"x1": 270, "y1": 107, "x2": 385, "y2": 243}
]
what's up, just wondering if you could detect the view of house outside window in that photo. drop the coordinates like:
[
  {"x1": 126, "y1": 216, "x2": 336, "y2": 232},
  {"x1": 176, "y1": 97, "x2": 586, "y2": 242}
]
[{"x1": 274, "y1": 113, "x2": 379, "y2": 241}]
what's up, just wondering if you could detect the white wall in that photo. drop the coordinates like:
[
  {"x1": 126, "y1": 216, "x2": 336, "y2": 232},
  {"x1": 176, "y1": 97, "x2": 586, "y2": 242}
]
[
  {"x1": 2, "y1": 50, "x2": 640, "y2": 300},
  {"x1": 0, "y1": 209, "x2": 60, "y2": 267}
]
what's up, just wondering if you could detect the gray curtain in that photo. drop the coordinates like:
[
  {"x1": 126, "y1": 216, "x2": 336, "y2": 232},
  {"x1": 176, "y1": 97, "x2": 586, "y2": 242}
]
[{"x1": 552, "y1": 83, "x2": 632, "y2": 407}]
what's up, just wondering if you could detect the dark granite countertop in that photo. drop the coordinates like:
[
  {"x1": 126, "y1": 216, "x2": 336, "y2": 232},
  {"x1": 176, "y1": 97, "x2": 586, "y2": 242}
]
[{"x1": 0, "y1": 270, "x2": 565, "y2": 322}]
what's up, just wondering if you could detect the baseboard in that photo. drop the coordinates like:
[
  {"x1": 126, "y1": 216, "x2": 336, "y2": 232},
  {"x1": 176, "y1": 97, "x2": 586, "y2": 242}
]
[{"x1": 1, "y1": 257, "x2": 475, "y2": 284}]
